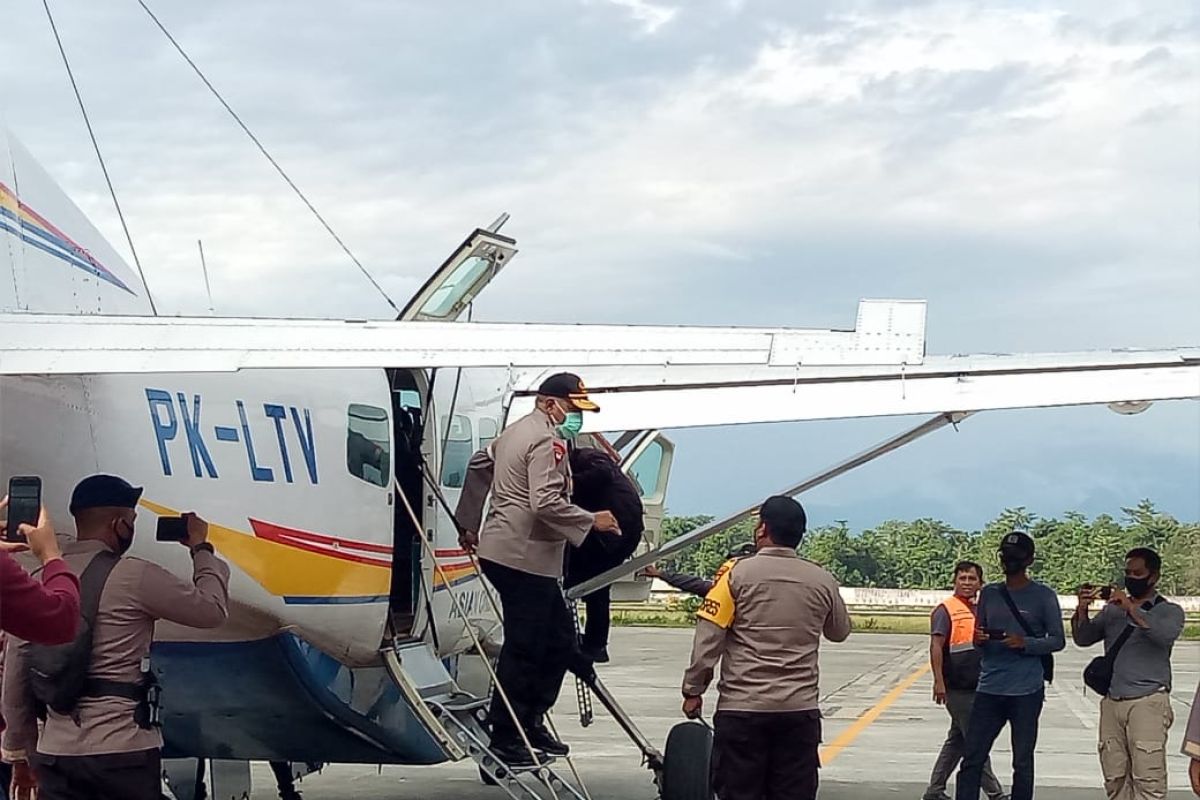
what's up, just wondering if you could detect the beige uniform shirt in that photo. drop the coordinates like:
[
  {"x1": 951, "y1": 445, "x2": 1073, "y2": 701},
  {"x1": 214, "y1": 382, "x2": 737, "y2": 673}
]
[
  {"x1": 455, "y1": 409, "x2": 595, "y2": 578},
  {"x1": 2, "y1": 540, "x2": 230, "y2": 758},
  {"x1": 1184, "y1": 681, "x2": 1200, "y2": 760},
  {"x1": 682, "y1": 547, "x2": 852, "y2": 713}
]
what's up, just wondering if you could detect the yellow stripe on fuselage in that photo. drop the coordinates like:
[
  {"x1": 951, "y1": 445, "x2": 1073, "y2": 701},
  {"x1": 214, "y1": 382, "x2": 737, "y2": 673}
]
[{"x1": 140, "y1": 499, "x2": 390, "y2": 598}]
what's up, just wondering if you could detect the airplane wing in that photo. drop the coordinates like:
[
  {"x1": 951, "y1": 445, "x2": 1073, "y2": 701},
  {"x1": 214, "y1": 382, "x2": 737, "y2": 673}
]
[
  {"x1": 0, "y1": 300, "x2": 924, "y2": 375},
  {"x1": 506, "y1": 348, "x2": 1200, "y2": 432}
]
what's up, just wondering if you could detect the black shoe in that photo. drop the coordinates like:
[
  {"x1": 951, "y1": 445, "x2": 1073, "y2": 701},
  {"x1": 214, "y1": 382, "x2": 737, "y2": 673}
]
[
  {"x1": 581, "y1": 645, "x2": 609, "y2": 664},
  {"x1": 528, "y1": 724, "x2": 570, "y2": 756},
  {"x1": 489, "y1": 741, "x2": 551, "y2": 767}
]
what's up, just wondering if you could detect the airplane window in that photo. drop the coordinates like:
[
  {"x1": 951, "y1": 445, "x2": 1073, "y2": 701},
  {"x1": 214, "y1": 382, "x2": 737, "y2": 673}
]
[
  {"x1": 628, "y1": 440, "x2": 664, "y2": 499},
  {"x1": 440, "y1": 414, "x2": 474, "y2": 488},
  {"x1": 478, "y1": 418, "x2": 499, "y2": 451},
  {"x1": 348, "y1": 404, "x2": 391, "y2": 487},
  {"x1": 419, "y1": 255, "x2": 493, "y2": 319}
]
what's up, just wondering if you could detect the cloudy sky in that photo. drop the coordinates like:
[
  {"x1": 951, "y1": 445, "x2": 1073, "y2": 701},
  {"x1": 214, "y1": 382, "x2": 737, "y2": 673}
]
[{"x1": 2, "y1": 0, "x2": 1197, "y2": 530}]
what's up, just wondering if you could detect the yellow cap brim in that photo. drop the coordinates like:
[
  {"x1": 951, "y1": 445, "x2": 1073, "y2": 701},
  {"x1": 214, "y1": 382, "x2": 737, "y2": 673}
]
[{"x1": 570, "y1": 395, "x2": 600, "y2": 412}]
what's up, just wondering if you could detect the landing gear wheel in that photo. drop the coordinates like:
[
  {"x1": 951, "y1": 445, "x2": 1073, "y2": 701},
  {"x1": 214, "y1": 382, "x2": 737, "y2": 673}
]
[{"x1": 660, "y1": 721, "x2": 713, "y2": 800}]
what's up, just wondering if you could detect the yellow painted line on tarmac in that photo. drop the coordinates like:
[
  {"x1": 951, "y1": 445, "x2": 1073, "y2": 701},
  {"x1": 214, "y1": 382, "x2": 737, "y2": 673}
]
[{"x1": 819, "y1": 663, "x2": 930, "y2": 766}]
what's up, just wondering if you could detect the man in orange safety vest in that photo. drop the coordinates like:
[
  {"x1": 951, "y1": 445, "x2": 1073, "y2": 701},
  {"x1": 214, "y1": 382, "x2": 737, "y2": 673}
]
[{"x1": 924, "y1": 561, "x2": 1009, "y2": 800}]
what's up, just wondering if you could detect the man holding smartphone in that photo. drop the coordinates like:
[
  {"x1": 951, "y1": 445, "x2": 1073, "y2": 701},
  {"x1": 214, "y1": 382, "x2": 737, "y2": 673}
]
[
  {"x1": 1072, "y1": 548, "x2": 1184, "y2": 800},
  {"x1": 924, "y1": 561, "x2": 1008, "y2": 800},
  {"x1": 0, "y1": 496, "x2": 84, "y2": 800},
  {"x1": 2, "y1": 474, "x2": 230, "y2": 800},
  {"x1": 0, "y1": 497, "x2": 81, "y2": 646},
  {"x1": 956, "y1": 532, "x2": 1065, "y2": 800}
]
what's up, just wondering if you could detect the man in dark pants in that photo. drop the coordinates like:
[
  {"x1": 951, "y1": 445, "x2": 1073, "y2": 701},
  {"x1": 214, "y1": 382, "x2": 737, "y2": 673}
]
[
  {"x1": 924, "y1": 561, "x2": 1008, "y2": 800},
  {"x1": 456, "y1": 374, "x2": 620, "y2": 765},
  {"x1": 2, "y1": 475, "x2": 230, "y2": 800},
  {"x1": 563, "y1": 445, "x2": 644, "y2": 664},
  {"x1": 956, "y1": 532, "x2": 1065, "y2": 800},
  {"x1": 681, "y1": 497, "x2": 851, "y2": 800}
]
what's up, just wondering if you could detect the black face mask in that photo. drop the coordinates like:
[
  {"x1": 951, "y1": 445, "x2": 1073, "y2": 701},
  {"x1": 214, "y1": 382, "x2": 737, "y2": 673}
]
[
  {"x1": 114, "y1": 519, "x2": 135, "y2": 556},
  {"x1": 1124, "y1": 575, "x2": 1153, "y2": 598},
  {"x1": 1001, "y1": 554, "x2": 1027, "y2": 576}
]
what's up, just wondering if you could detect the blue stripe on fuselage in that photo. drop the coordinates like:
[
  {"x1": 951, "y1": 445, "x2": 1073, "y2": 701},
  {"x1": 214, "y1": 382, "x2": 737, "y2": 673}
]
[{"x1": 151, "y1": 635, "x2": 446, "y2": 765}]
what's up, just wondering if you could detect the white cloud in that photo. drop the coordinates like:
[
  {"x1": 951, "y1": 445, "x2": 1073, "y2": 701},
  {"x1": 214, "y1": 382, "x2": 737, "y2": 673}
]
[
  {"x1": 603, "y1": 0, "x2": 680, "y2": 35},
  {"x1": 1, "y1": 0, "x2": 1195, "y2": 519}
]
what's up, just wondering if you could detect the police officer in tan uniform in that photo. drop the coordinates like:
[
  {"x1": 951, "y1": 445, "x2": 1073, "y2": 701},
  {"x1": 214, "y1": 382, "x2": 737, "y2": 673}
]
[
  {"x1": 1184, "y1": 680, "x2": 1200, "y2": 796},
  {"x1": 682, "y1": 496, "x2": 851, "y2": 800},
  {"x1": 1, "y1": 474, "x2": 230, "y2": 800},
  {"x1": 456, "y1": 373, "x2": 620, "y2": 765}
]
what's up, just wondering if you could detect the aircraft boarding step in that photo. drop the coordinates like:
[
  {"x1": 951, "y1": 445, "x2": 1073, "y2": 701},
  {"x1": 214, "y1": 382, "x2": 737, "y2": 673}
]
[
  {"x1": 386, "y1": 639, "x2": 586, "y2": 800},
  {"x1": 426, "y1": 697, "x2": 587, "y2": 800}
]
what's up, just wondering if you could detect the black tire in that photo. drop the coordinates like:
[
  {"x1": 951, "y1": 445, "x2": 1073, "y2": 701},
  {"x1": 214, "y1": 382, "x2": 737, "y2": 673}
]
[{"x1": 661, "y1": 721, "x2": 714, "y2": 800}]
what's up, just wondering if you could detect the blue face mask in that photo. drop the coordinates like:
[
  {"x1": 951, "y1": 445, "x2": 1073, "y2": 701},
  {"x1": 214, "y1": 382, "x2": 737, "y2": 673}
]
[{"x1": 556, "y1": 411, "x2": 584, "y2": 440}]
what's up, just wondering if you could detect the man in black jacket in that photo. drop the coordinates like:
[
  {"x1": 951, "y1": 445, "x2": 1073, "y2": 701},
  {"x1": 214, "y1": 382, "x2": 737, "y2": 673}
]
[{"x1": 563, "y1": 446, "x2": 645, "y2": 663}]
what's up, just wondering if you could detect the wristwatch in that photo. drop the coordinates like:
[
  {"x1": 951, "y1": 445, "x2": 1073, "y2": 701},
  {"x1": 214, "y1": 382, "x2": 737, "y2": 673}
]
[{"x1": 190, "y1": 542, "x2": 215, "y2": 556}]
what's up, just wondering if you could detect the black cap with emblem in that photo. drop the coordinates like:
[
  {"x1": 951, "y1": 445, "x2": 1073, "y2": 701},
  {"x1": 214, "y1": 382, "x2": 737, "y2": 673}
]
[
  {"x1": 999, "y1": 530, "x2": 1035, "y2": 558},
  {"x1": 537, "y1": 372, "x2": 600, "y2": 411}
]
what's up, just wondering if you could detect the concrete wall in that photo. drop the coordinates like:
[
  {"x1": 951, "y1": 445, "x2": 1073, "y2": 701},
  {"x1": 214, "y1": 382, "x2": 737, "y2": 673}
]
[{"x1": 650, "y1": 581, "x2": 1200, "y2": 613}]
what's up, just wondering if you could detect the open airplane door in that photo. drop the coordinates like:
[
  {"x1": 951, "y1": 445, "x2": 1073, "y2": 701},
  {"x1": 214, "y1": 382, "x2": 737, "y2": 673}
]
[
  {"x1": 391, "y1": 224, "x2": 516, "y2": 659},
  {"x1": 612, "y1": 430, "x2": 675, "y2": 602},
  {"x1": 397, "y1": 227, "x2": 518, "y2": 322}
]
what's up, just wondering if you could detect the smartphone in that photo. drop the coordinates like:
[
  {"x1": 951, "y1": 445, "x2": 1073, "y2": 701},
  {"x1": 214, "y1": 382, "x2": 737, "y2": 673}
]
[
  {"x1": 156, "y1": 516, "x2": 188, "y2": 542},
  {"x1": 6, "y1": 476, "x2": 41, "y2": 543},
  {"x1": 1098, "y1": 585, "x2": 1114, "y2": 601},
  {"x1": 986, "y1": 628, "x2": 1007, "y2": 641}
]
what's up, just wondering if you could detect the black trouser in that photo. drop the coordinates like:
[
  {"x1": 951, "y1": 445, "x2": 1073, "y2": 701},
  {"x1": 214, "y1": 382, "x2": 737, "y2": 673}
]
[
  {"x1": 33, "y1": 749, "x2": 161, "y2": 800},
  {"x1": 579, "y1": 587, "x2": 611, "y2": 651},
  {"x1": 481, "y1": 559, "x2": 581, "y2": 743},
  {"x1": 957, "y1": 690, "x2": 1044, "y2": 800},
  {"x1": 712, "y1": 710, "x2": 822, "y2": 800},
  {"x1": 563, "y1": 571, "x2": 611, "y2": 652}
]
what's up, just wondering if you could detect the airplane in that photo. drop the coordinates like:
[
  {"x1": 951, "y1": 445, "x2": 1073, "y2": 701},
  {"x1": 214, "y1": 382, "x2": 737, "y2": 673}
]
[{"x1": 2, "y1": 112, "x2": 1198, "y2": 800}]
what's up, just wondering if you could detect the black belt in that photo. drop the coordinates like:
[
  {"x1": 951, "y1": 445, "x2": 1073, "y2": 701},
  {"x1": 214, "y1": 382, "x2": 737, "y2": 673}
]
[{"x1": 82, "y1": 679, "x2": 144, "y2": 702}]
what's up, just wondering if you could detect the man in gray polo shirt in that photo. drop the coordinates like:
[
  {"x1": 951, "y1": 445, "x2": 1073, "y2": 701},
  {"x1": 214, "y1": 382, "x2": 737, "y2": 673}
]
[{"x1": 1072, "y1": 547, "x2": 1185, "y2": 800}]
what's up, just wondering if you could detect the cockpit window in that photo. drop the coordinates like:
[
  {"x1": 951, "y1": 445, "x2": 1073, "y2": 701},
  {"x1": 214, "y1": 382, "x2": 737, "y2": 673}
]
[
  {"x1": 440, "y1": 414, "x2": 474, "y2": 488},
  {"x1": 628, "y1": 439, "x2": 665, "y2": 499},
  {"x1": 348, "y1": 404, "x2": 391, "y2": 487},
  {"x1": 418, "y1": 255, "x2": 495, "y2": 319}
]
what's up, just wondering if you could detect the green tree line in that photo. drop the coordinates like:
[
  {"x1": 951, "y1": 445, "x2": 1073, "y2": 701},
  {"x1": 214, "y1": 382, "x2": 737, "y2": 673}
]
[{"x1": 658, "y1": 500, "x2": 1200, "y2": 595}]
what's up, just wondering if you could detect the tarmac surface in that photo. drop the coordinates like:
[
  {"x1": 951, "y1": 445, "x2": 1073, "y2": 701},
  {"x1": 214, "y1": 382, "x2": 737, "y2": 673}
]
[{"x1": 247, "y1": 629, "x2": 1200, "y2": 799}]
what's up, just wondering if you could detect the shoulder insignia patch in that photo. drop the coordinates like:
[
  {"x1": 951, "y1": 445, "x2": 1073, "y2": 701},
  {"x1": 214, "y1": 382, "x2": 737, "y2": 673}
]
[
  {"x1": 697, "y1": 569, "x2": 736, "y2": 629},
  {"x1": 552, "y1": 440, "x2": 567, "y2": 464}
]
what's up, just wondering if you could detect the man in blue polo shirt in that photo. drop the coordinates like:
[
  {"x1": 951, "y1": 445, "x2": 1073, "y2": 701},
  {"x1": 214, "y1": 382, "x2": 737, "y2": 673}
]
[{"x1": 956, "y1": 531, "x2": 1065, "y2": 800}]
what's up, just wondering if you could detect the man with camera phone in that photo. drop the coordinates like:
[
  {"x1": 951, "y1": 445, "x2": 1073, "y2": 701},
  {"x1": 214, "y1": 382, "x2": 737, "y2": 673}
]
[
  {"x1": 1072, "y1": 548, "x2": 1184, "y2": 800},
  {"x1": 923, "y1": 561, "x2": 1008, "y2": 800},
  {"x1": 956, "y1": 531, "x2": 1064, "y2": 800},
  {"x1": 2, "y1": 474, "x2": 230, "y2": 800}
]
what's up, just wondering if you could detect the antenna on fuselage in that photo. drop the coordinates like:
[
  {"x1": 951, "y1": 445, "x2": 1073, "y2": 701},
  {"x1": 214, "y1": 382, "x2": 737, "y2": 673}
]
[{"x1": 197, "y1": 239, "x2": 215, "y2": 315}]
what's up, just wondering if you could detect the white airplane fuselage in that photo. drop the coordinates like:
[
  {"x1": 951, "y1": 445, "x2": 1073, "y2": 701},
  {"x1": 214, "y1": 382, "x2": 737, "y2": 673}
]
[{"x1": 1, "y1": 127, "x2": 597, "y2": 763}]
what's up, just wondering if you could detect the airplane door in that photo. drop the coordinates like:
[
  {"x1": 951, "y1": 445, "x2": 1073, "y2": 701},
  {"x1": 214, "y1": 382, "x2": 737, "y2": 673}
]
[
  {"x1": 613, "y1": 430, "x2": 675, "y2": 602},
  {"x1": 397, "y1": 229, "x2": 518, "y2": 322}
]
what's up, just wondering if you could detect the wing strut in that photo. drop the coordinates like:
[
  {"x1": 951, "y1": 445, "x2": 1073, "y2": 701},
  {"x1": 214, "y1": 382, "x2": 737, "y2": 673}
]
[{"x1": 565, "y1": 411, "x2": 972, "y2": 600}]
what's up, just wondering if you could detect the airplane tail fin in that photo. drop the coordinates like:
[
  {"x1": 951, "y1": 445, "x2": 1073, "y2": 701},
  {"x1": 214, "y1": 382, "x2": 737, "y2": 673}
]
[{"x1": 0, "y1": 124, "x2": 152, "y2": 315}]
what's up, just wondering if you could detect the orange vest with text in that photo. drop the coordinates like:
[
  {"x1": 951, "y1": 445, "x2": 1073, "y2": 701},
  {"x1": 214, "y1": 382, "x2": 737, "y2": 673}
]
[{"x1": 938, "y1": 595, "x2": 981, "y2": 691}]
